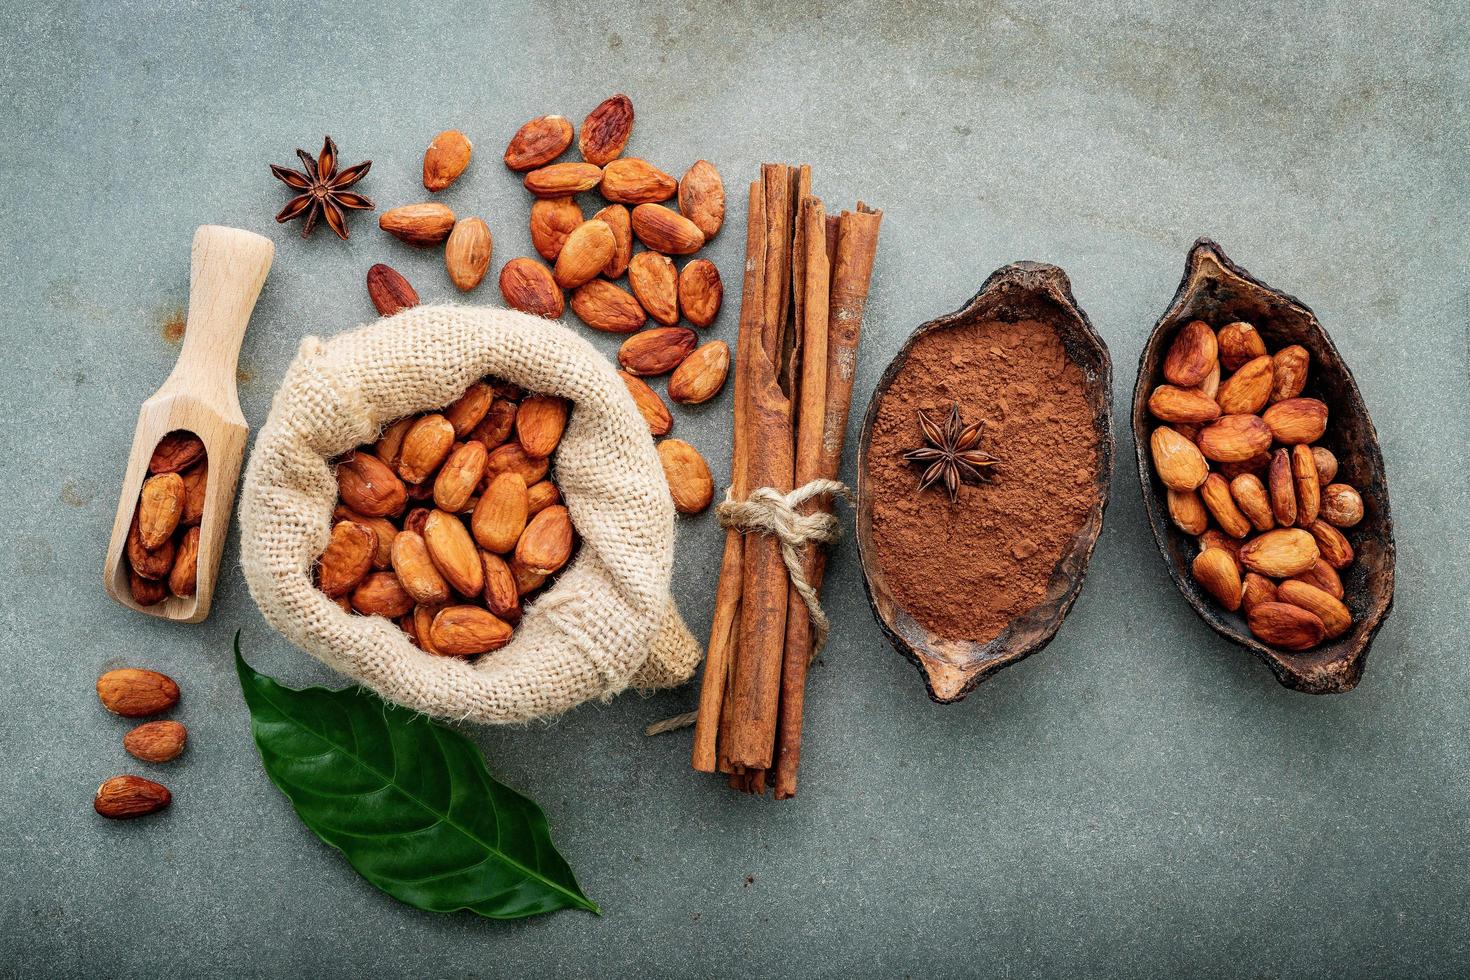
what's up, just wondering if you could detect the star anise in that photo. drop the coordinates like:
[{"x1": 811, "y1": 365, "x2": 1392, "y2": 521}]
[
  {"x1": 269, "y1": 136, "x2": 374, "y2": 240},
  {"x1": 901, "y1": 402, "x2": 999, "y2": 502}
]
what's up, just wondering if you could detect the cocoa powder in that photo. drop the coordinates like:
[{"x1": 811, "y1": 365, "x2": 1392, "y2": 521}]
[{"x1": 868, "y1": 317, "x2": 1099, "y2": 642}]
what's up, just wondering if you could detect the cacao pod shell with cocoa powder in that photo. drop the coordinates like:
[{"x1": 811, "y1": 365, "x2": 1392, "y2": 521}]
[
  {"x1": 856, "y1": 261, "x2": 1114, "y2": 704},
  {"x1": 1130, "y1": 238, "x2": 1394, "y2": 695}
]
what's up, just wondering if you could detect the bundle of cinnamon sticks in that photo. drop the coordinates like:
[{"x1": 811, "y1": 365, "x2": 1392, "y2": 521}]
[{"x1": 691, "y1": 163, "x2": 881, "y2": 798}]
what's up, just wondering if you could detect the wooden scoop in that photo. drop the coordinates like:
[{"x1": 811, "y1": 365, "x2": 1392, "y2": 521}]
[{"x1": 103, "y1": 225, "x2": 274, "y2": 622}]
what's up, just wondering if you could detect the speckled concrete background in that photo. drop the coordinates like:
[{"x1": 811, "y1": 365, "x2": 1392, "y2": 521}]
[{"x1": 2, "y1": 1, "x2": 1467, "y2": 976}]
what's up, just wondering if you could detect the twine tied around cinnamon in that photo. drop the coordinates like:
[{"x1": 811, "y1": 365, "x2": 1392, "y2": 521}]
[
  {"x1": 716, "y1": 478, "x2": 852, "y2": 655},
  {"x1": 644, "y1": 478, "x2": 850, "y2": 737}
]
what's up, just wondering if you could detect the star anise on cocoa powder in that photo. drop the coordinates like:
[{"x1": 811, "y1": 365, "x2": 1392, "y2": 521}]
[
  {"x1": 270, "y1": 136, "x2": 374, "y2": 240},
  {"x1": 902, "y1": 402, "x2": 999, "y2": 502}
]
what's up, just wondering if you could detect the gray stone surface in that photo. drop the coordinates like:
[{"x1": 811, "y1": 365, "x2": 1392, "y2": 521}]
[{"x1": 2, "y1": 0, "x2": 1466, "y2": 976}]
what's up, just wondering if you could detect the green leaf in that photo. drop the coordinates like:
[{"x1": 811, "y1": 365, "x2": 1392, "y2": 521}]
[{"x1": 234, "y1": 634, "x2": 597, "y2": 919}]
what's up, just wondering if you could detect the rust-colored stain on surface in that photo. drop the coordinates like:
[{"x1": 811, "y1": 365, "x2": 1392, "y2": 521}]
[{"x1": 160, "y1": 308, "x2": 186, "y2": 344}]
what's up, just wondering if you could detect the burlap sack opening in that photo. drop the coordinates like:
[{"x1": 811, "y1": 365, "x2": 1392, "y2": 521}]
[{"x1": 238, "y1": 304, "x2": 701, "y2": 724}]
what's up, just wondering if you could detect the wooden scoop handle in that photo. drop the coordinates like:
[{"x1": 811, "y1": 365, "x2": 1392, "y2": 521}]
[{"x1": 158, "y1": 226, "x2": 274, "y2": 411}]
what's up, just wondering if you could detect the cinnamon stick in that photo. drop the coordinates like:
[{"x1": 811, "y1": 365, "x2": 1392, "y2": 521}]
[
  {"x1": 737, "y1": 172, "x2": 814, "y2": 793},
  {"x1": 772, "y1": 195, "x2": 832, "y2": 798},
  {"x1": 779, "y1": 167, "x2": 812, "y2": 402},
  {"x1": 770, "y1": 204, "x2": 882, "y2": 798},
  {"x1": 691, "y1": 178, "x2": 767, "y2": 773},
  {"x1": 790, "y1": 206, "x2": 883, "y2": 630},
  {"x1": 725, "y1": 165, "x2": 798, "y2": 771},
  {"x1": 819, "y1": 204, "x2": 882, "y2": 475}
]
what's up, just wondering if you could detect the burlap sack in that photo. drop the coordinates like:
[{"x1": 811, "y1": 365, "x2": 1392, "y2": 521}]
[{"x1": 238, "y1": 304, "x2": 701, "y2": 724}]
